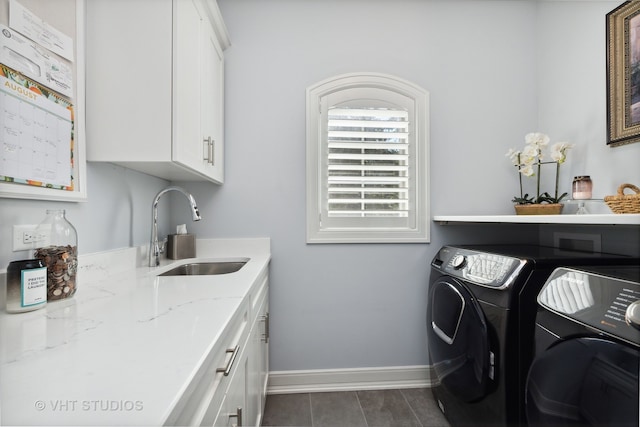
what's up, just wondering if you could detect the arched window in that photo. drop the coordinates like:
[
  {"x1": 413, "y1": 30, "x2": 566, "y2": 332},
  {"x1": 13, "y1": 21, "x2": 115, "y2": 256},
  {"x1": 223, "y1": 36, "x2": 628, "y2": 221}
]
[{"x1": 306, "y1": 73, "x2": 430, "y2": 243}]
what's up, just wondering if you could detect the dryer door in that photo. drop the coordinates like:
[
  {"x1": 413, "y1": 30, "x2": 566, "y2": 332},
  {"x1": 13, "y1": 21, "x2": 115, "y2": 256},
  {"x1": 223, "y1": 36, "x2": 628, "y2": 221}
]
[
  {"x1": 427, "y1": 277, "x2": 491, "y2": 402},
  {"x1": 526, "y1": 337, "x2": 639, "y2": 427}
]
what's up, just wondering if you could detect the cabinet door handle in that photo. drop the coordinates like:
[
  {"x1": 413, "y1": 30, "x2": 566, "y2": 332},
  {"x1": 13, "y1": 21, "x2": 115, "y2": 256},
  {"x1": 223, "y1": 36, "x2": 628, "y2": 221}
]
[
  {"x1": 229, "y1": 407, "x2": 242, "y2": 427},
  {"x1": 202, "y1": 137, "x2": 215, "y2": 165},
  {"x1": 261, "y1": 313, "x2": 270, "y2": 343},
  {"x1": 203, "y1": 136, "x2": 211, "y2": 161},
  {"x1": 216, "y1": 345, "x2": 240, "y2": 376}
]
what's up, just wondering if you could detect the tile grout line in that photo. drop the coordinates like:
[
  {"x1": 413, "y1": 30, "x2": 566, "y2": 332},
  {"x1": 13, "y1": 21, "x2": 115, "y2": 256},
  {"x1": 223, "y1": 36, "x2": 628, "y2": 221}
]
[
  {"x1": 354, "y1": 390, "x2": 370, "y2": 427},
  {"x1": 399, "y1": 389, "x2": 424, "y2": 427},
  {"x1": 307, "y1": 393, "x2": 314, "y2": 427}
]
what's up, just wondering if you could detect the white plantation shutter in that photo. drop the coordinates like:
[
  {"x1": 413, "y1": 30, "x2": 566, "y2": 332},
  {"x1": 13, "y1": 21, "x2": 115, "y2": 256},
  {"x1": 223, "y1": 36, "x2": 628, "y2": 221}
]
[
  {"x1": 306, "y1": 73, "x2": 429, "y2": 243},
  {"x1": 327, "y1": 107, "x2": 410, "y2": 218}
]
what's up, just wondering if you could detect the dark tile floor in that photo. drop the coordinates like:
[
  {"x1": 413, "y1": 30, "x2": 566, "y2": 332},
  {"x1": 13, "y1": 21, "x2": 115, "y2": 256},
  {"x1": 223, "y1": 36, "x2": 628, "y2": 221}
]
[{"x1": 262, "y1": 388, "x2": 451, "y2": 427}]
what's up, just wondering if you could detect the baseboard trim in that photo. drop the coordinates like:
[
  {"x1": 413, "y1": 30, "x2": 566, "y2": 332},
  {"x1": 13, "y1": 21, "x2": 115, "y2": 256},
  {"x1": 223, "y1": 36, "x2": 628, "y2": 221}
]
[{"x1": 267, "y1": 365, "x2": 436, "y2": 395}]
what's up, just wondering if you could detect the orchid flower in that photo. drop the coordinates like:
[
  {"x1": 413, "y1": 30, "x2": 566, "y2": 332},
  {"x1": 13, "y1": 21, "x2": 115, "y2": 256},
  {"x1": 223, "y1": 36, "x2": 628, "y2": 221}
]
[
  {"x1": 505, "y1": 148, "x2": 521, "y2": 165},
  {"x1": 550, "y1": 142, "x2": 573, "y2": 163},
  {"x1": 519, "y1": 164, "x2": 535, "y2": 177},
  {"x1": 521, "y1": 145, "x2": 538, "y2": 165},
  {"x1": 525, "y1": 132, "x2": 550, "y2": 148},
  {"x1": 507, "y1": 132, "x2": 573, "y2": 205}
]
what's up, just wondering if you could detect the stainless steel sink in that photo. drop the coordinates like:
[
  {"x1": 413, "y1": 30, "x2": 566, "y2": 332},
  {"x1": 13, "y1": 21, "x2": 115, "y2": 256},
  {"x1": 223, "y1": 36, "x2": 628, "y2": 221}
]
[{"x1": 159, "y1": 260, "x2": 248, "y2": 276}]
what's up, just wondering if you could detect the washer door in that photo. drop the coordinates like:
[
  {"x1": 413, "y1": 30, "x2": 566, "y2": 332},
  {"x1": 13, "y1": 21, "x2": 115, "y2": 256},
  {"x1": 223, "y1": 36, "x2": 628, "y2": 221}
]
[
  {"x1": 427, "y1": 277, "x2": 491, "y2": 402},
  {"x1": 526, "y1": 337, "x2": 639, "y2": 427}
]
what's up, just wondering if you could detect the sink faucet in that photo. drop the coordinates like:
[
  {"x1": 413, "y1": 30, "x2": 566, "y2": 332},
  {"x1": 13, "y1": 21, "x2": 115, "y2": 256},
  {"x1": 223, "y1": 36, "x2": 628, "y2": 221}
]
[{"x1": 149, "y1": 186, "x2": 201, "y2": 267}]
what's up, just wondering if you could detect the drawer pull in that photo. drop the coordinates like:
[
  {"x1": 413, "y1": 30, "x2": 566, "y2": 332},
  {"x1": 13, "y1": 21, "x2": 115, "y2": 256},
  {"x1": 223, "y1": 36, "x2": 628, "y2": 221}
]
[
  {"x1": 261, "y1": 313, "x2": 270, "y2": 343},
  {"x1": 216, "y1": 345, "x2": 240, "y2": 376}
]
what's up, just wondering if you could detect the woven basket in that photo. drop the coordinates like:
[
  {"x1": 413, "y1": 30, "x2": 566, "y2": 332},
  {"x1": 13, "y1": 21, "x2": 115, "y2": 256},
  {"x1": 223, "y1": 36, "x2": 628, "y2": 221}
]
[{"x1": 604, "y1": 183, "x2": 640, "y2": 214}]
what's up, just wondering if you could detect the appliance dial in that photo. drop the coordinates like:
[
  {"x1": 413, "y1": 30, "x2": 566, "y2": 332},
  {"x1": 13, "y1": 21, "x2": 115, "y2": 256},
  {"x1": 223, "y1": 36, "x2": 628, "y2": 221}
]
[
  {"x1": 625, "y1": 300, "x2": 640, "y2": 331},
  {"x1": 451, "y1": 254, "x2": 466, "y2": 269}
]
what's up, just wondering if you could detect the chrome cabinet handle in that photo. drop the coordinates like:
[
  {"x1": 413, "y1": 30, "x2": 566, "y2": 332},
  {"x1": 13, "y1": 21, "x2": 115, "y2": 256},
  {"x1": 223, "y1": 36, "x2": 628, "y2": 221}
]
[
  {"x1": 203, "y1": 137, "x2": 211, "y2": 160},
  {"x1": 216, "y1": 345, "x2": 240, "y2": 376},
  {"x1": 261, "y1": 313, "x2": 270, "y2": 343},
  {"x1": 209, "y1": 138, "x2": 215, "y2": 165},
  {"x1": 229, "y1": 407, "x2": 242, "y2": 426},
  {"x1": 203, "y1": 136, "x2": 215, "y2": 165}
]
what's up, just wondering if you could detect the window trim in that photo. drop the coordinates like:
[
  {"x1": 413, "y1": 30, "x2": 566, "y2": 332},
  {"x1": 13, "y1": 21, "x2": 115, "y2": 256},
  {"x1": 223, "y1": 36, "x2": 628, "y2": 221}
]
[{"x1": 306, "y1": 72, "x2": 430, "y2": 243}]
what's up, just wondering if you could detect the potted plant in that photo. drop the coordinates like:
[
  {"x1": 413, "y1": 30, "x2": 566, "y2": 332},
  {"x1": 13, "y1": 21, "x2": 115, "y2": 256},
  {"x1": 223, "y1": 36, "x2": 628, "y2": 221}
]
[{"x1": 506, "y1": 132, "x2": 573, "y2": 215}]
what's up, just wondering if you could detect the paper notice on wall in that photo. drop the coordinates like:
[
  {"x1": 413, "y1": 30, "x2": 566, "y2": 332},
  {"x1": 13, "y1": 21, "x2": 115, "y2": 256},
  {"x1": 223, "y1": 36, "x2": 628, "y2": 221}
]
[
  {"x1": 0, "y1": 25, "x2": 73, "y2": 98},
  {"x1": 0, "y1": 65, "x2": 74, "y2": 190},
  {"x1": 9, "y1": 0, "x2": 74, "y2": 62}
]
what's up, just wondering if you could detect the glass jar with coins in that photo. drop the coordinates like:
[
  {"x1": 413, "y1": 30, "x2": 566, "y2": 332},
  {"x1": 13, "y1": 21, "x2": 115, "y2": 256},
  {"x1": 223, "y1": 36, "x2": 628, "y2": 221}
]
[{"x1": 34, "y1": 209, "x2": 78, "y2": 301}]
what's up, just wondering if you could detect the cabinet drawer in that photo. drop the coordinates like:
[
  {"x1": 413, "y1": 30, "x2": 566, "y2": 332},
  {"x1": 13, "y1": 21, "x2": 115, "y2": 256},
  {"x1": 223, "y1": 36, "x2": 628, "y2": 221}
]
[
  {"x1": 211, "y1": 345, "x2": 248, "y2": 427},
  {"x1": 170, "y1": 300, "x2": 250, "y2": 426}
]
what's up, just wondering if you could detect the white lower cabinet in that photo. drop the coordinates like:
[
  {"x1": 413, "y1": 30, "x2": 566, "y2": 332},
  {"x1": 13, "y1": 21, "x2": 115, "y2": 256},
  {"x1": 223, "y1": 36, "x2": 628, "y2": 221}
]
[{"x1": 170, "y1": 271, "x2": 269, "y2": 426}]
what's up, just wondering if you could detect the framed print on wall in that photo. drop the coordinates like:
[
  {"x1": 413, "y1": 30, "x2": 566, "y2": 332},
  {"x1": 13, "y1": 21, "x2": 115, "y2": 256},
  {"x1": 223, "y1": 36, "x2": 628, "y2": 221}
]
[{"x1": 607, "y1": 1, "x2": 640, "y2": 146}]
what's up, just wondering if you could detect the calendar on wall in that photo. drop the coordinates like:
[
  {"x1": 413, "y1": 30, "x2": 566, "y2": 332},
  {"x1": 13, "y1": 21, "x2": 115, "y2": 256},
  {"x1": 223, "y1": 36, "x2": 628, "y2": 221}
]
[
  {"x1": 0, "y1": 64, "x2": 74, "y2": 191},
  {"x1": 0, "y1": 0, "x2": 85, "y2": 201}
]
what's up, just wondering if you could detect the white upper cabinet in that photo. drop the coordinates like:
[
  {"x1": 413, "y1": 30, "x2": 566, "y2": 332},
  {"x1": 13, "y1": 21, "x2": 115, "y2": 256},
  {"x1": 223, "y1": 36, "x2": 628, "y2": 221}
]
[{"x1": 86, "y1": 0, "x2": 229, "y2": 183}]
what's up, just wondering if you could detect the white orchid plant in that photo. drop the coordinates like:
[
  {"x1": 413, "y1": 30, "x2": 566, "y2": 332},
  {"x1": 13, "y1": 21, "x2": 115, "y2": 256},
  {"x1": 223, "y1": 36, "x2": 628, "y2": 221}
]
[{"x1": 506, "y1": 132, "x2": 573, "y2": 205}]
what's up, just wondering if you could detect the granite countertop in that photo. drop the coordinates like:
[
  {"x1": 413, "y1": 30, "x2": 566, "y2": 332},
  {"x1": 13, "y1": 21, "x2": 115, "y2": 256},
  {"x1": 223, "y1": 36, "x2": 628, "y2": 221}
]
[{"x1": 0, "y1": 238, "x2": 271, "y2": 426}]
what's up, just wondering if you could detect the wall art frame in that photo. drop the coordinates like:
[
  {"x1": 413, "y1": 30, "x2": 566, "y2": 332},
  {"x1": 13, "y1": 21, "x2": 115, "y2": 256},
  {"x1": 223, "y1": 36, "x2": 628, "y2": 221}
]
[{"x1": 607, "y1": 1, "x2": 640, "y2": 146}]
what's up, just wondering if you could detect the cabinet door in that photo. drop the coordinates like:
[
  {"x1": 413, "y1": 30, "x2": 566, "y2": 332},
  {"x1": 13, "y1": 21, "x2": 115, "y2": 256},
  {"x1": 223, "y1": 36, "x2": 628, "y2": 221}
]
[
  {"x1": 259, "y1": 304, "x2": 269, "y2": 406},
  {"x1": 173, "y1": 0, "x2": 224, "y2": 183},
  {"x1": 201, "y1": 17, "x2": 225, "y2": 183},
  {"x1": 247, "y1": 285, "x2": 269, "y2": 426},
  {"x1": 173, "y1": 0, "x2": 204, "y2": 175},
  {"x1": 256, "y1": 301, "x2": 269, "y2": 422}
]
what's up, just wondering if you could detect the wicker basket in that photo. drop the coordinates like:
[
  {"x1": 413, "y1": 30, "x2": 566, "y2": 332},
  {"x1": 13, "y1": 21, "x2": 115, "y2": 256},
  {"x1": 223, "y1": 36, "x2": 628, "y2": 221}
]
[{"x1": 604, "y1": 183, "x2": 640, "y2": 214}]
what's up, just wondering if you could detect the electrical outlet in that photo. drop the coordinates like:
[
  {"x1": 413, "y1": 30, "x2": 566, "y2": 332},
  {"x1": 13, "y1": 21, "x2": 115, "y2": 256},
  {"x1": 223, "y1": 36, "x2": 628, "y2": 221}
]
[{"x1": 12, "y1": 224, "x2": 50, "y2": 251}]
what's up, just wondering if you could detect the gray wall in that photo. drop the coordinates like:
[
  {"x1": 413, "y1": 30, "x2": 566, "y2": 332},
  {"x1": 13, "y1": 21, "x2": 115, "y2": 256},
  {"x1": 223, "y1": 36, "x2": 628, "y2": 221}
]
[
  {"x1": 177, "y1": 0, "x2": 638, "y2": 371},
  {"x1": 0, "y1": 164, "x2": 170, "y2": 264},
  {"x1": 537, "y1": 0, "x2": 640, "y2": 193},
  {"x1": 1, "y1": 0, "x2": 638, "y2": 373},
  {"x1": 183, "y1": 0, "x2": 542, "y2": 370}
]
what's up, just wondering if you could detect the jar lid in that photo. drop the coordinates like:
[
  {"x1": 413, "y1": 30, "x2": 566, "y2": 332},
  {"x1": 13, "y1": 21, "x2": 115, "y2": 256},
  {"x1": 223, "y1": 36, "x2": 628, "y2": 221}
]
[
  {"x1": 573, "y1": 175, "x2": 591, "y2": 180},
  {"x1": 7, "y1": 259, "x2": 45, "y2": 270}
]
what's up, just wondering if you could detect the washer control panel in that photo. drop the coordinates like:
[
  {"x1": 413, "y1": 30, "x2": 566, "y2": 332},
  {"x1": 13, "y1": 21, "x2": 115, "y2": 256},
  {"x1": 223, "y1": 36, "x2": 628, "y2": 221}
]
[
  {"x1": 539, "y1": 267, "x2": 640, "y2": 347},
  {"x1": 432, "y1": 246, "x2": 526, "y2": 289}
]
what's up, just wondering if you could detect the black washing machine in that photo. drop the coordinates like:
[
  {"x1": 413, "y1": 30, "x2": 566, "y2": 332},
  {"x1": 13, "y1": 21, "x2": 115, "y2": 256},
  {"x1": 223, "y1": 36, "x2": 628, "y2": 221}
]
[
  {"x1": 526, "y1": 265, "x2": 640, "y2": 427},
  {"x1": 426, "y1": 245, "x2": 639, "y2": 427}
]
